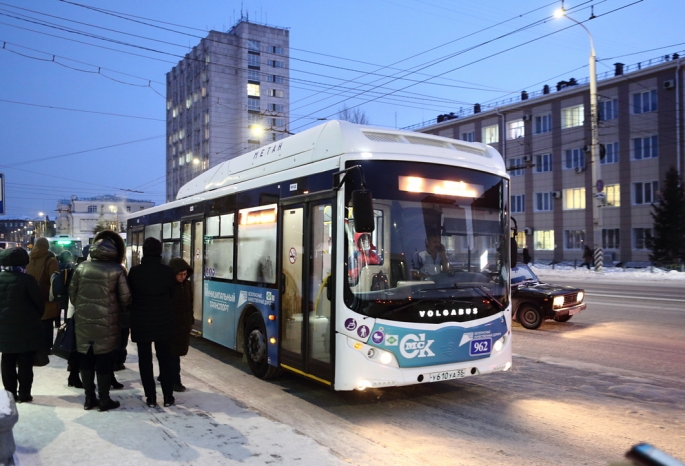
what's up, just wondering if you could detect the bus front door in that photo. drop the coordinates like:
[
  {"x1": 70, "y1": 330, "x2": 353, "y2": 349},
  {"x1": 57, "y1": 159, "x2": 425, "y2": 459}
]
[
  {"x1": 182, "y1": 219, "x2": 204, "y2": 333},
  {"x1": 279, "y1": 197, "x2": 334, "y2": 385}
]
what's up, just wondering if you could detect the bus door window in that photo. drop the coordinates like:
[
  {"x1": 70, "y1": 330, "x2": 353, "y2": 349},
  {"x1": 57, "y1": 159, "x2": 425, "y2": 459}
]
[
  {"x1": 281, "y1": 207, "x2": 303, "y2": 356},
  {"x1": 192, "y1": 221, "x2": 204, "y2": 324},
  {"x1": 181, "y1": 223, "x2": 192, "y2": 265},
  {"x1": 161, "y1": 221, "x2": 181, "y2": 265},
  {"x1": 309, "y1": 203, "x2": 332, "y2": 363}
]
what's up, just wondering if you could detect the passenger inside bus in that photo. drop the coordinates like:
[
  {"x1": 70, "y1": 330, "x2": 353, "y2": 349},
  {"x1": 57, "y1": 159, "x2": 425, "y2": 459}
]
[{"x1": 348, "y1": 232, "x2": 380, "y2": 284}]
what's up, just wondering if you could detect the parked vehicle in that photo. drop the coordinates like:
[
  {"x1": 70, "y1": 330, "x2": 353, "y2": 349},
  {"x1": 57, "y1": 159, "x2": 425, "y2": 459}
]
[{"x1": 511, "y1": 264, "x2": 586, "y2": 329}]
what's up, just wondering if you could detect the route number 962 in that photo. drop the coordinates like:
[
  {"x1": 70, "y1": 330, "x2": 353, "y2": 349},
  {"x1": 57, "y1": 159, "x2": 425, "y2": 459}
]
[{"x1": 469, "y1": 338, "x2": 492, "y2": 356}]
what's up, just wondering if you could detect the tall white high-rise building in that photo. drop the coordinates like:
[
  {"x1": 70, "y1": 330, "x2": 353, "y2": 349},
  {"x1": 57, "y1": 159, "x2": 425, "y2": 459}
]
[{"x1": 166, "y1": 20, "x2": 290, "y2": 201}]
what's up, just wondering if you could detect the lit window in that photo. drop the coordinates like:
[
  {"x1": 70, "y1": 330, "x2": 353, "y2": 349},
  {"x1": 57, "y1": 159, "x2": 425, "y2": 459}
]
[
  {"x1": 508, "y1": 119, "x2": 524, "y2": 139},
  {"x1": 632, "y1": 135, "x2": 658, "y2": 160},
  {"x1": 632, "y1": 90, "x2": 657, "y2": 114},
  {"x1": 247, "y1": 83, "x2": 260, "y2": 97},
  {"x1": 605, "y1": 184, "x2": 620, "y2": 207},
  {"x1": 535, "y1": 114, "x2": 552, "y2": 134},
  {"x1": 563, "y1": 188, "x2": 586, "y2": 210},
  {"x1": 482, "y1": 124, "x2": 499, "y2": 144},
  {"x1": 561, "y1": 104, "x2": 584, "y2": 128},
  {"x1": 534, "y1": 230, "x2": 554, "y2": 250},
  {"x1": 179, "y1": 156, "x2": 185, "y2": 167}
]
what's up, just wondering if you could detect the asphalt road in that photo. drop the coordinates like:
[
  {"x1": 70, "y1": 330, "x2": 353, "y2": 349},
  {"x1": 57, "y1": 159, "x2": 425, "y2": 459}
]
[{"x1": 182, "y1": 279, "x2": 685, "y2": 466}]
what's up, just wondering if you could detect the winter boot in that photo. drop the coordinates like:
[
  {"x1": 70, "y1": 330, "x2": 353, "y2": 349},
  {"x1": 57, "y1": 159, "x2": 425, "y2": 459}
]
[
  {"x1": 68, "y1": 370, "x2": 84, "y2": 388},
  {"x1": 110, "y1": 372, "x2": 124, "y2": 390},
  {"x1": 80, "y1": 370, "x2": 98, "y2": 410},
  {"x1": 96, "y1": 372, "x2": 120, "y2": 412}
]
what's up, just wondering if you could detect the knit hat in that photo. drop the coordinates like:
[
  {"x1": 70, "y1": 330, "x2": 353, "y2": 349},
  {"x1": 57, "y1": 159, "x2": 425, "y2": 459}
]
[{"x1": 0, "y1": 247, "x2": 30, "y2": 267}]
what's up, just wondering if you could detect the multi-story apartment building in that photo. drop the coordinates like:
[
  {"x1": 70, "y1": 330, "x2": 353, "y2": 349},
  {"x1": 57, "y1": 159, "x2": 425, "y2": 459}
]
[
  {"x1": 55, "y1": 195, "x2": 155, "y2": 240},
  {"x1": 414, "y1": 54, "x2": 683, "y2": 264},
  {"x1": 165, "y1": 19, "x2": 290, "y2": 202},
  {"x1": 0, "y1": 217, "x2": 34, "y2": 246}
]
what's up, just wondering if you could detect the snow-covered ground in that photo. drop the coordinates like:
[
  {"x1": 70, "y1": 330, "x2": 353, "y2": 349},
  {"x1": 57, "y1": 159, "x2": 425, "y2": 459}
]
[{"x1": 529, "y1": 262, "x2": 685, "y2": 282}]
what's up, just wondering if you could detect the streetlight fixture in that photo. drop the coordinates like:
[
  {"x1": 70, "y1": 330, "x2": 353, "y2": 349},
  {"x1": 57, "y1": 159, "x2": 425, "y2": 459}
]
[
  {"x1": 555, "y1": 6, "x2": 603, "y2": 272},
  {"x1": 38, "y1": 212, "x2": 47, "y2": 237}
]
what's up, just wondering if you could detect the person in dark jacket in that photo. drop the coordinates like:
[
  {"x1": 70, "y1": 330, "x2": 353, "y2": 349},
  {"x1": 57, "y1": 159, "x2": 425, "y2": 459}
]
[
  {"x1": 128, "y1": 237, "x2": 176, "y2": 408},
  {"x1": 26, "y1": 237, "x2": 60, "y2": 351},
  {"x1": 168, "y1": 257, "x2": 194, "y2": 392},
  {"x1": 582, "y1": 245, "x2": 593, "y2": 270},
  {"x1": 70, "y1": 230, "x2": 131, "y2": 412},
  {"x1": 0, "y1": 247, "x2": 44, "y2": 402},
  {"x1": 50, "y1": 256, "x2": 82, "y2": 388}
]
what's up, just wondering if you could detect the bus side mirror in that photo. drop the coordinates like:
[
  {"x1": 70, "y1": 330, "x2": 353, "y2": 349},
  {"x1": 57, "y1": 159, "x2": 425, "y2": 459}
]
[
  {"x1": 510, "y1": 237, "x2": 518, "y2": 268},
  {"x1": 352, "y1": 189, "x2": 375, "y2": 233}
]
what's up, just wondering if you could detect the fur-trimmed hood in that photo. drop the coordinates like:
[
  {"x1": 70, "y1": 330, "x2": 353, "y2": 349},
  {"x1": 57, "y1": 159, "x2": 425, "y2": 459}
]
[{"x1": 92, "y1": 230, "x2": 126, "y2": 264}]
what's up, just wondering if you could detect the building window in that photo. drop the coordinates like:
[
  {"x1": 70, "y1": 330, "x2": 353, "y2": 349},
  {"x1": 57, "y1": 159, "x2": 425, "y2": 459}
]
[
  {"x1": 268, "y1": 60, "x2": 284, "y2": 68},
  {"x1": 247, "y1": 54, "x2": 260, "y2": 68},
  {"x1": 248, "y1": 40, "x2": 260, "y2": 52},
  {"x1": 605, "y1": 184, "x2": 620, "y2": 207},
  {"x1": 126, "y1": 206, "x2": 131, "y2": 213},
  {"x1": 461, "y1": 131, "x2": 474, "y2": 142},
  {"x1": 561, "y1": 104, "x2": 584, "y2": 128},
  {"x1": 511, "y1": 194, "x2": 525, "y2": 213},
  {"x1": 268, "y1": 89, "x2": 284, "y2": 98},
  {"x1": 248, "y1": 97, "x2": 260, "y2": 111},
  {"x1": 603, "y1": 228, "x2": 620, "y2": 249},
  {"x1": 564, "y1": 230, "x2": 585, "y2": 249},
  {"x1": 87, "y1": 205, "x2": 97, "y2": 213},
  {"x1": 600, "y1": 142, "x2": 619, "y2": 165},
  {"x1": 248, "y1": 113, "x2": 262, "y2": 127},
  {"x1": 267, "y1": 75, "x2": 284, "y2": 84},
  {"x1": 247, "y1": 83, "x2": 260, "y2": 97},
  {"x1": 534, "y1": 230, "x2": 554, "y2": 250},
  {"x1": 268, "y1": 103, "x2": 284, "y2": 112},
  {"x1": 633, "y1": 181, "x2": 659, "y2": 205},
  {"x1": 508, "y1": 158, "x2": 524, "y2": 176},
  {"x1": 564, "y1": 148, "x2": 585, "y2": 170},
  {"x1": 268, "y1": 46, "x2": 284, "y2": 55},
  {"x1": 633, "y1": 228, "x2": 652, "y2": 250},
  {"x1": 269, "y1": 118, "x2": 284, "y2": 127},
  {"x1": 598, "y1": 98, "x2": 618, "y2": 121},
  {"x1": 507, "y1": 119, "x2": 524, "y2": 139},
  {"x1": 535, "y1": 114, "x2": 552, "y2": 134},
  {"x1": 535, "y1": 192, "x2": 553, "y2": 212},
  {"x1": 248, "y1": 70, "x2": 260, "y2": 82},
  {"x1": 535, "y1": 153, "x2": 553, "y2": 173},
  {"x1": 632, "y1": 89, "x2": 657, "y2": 114},
  {"x1": 563, "y1": 187, "x2": 586, "y2": 210},
  {"x1": 482, "y1": 124, "x2": 499, "y2": 144},
  {"x1": 632, "y1": 135, "x2": 658, "y2": 160}
]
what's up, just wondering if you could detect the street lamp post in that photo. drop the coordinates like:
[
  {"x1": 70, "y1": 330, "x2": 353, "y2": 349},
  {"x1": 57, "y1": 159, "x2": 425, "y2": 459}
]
[{"x1": 556, "y1": 8, "x2": 603, "y2": 272}]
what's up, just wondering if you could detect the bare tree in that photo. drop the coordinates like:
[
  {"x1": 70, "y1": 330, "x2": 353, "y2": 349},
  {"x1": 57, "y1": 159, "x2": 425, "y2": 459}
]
[{"x1": 337, "y1": 105, "x2": 370, "y2": 125}]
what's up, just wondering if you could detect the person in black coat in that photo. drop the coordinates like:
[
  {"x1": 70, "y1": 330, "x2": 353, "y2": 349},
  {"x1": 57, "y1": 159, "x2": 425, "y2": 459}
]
[
  {"x1": 168, "y1": 257, "x2": 194, "y2": 392},
  {"x1": 128, "y1": 237, "x2": 176, "y2": 407},
  {"x1": 0, "y1": 247, "x2": 44, "y2": 403}
]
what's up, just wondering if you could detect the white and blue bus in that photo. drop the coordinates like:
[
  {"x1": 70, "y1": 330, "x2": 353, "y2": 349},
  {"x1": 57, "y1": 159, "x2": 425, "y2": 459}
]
[{"x1": 126, "y1": 120, "x2": 513, "y2": 390}]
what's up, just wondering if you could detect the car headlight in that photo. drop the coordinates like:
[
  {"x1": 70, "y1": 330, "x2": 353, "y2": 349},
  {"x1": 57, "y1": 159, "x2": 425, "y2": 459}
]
[
  {"x1": 553, "y1": 296, "x2": 565, "y2": 308},
  {"x1": 577, "y1": 291, "x2": 584, "y2": 302}
]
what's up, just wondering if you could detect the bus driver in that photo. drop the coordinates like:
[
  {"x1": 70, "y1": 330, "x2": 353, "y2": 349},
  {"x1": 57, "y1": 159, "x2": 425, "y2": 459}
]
[{"x1": 412, "y1": 231, "x2": 450, "y2": 279}]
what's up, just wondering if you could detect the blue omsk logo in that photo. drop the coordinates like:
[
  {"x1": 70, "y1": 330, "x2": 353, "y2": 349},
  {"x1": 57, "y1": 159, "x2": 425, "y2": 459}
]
[{"x1": 399, "y1": 333, "x2": 435, "y2": 359}]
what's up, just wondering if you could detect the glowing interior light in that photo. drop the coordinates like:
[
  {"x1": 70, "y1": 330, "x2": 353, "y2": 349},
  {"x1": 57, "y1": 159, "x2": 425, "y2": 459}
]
[
  {"x1": 268, "y1": 315, "x2": 276, "y2": 321},
  {"x1": 269, "y1": 337, "x2": 276, "y2": 344},
  {"x1": 207, "y1": 318, "x2": 213, "y2": 324},
  {"x1": 398, "y1": 176, "x2": 483, "y2": 197},
  {"x1": 361, "y1": 152, "x2": 373, "y2": 158},
  {"x1": 405, "y1": 176, "x2": 424, "y2": 192}
]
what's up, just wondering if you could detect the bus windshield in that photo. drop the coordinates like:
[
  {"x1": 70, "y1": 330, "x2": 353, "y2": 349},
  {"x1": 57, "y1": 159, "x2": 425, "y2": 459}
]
[
  {"x1": 47, "y1": 236, "x2": 83, "y2": 261},
  {"x1": 344, "y1": 159, "x2": 510, "y2": 324}
]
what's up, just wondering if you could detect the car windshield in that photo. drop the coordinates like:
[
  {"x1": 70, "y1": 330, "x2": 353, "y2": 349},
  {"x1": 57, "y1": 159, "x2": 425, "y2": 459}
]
[
  {"x1": 343, "y1": 159, "x2": 510, "y2": 325},
  {"x1": 511, "y1": 264, "x2": 539, "y2": 284}
]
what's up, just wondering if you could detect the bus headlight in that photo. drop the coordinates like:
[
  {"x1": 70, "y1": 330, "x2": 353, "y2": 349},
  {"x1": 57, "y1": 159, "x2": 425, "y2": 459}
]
[
  {"x1": 493, "y1": 336, "x2": 505, "y2": 352},
  {"x1": 380, "y1": 352, "x2": 392, "y2": 365},
  {"x1": 553, "y1": 296, "x2": 565, "y2": 308}
]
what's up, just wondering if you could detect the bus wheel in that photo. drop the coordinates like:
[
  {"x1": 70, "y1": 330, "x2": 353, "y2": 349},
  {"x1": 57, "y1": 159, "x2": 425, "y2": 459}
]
[
  {"x1": 553, "y1": 314, "x2": 573, "y2": 323},
  {"x1": 518, "y1": 304, "x2": 543, "y2": 330},
  {"x1": 244, "y1": 313, "x2": 281, "y2": 380}
]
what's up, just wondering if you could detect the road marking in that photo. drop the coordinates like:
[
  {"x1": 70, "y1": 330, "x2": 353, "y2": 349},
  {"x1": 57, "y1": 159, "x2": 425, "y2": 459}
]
[{"x1": 588, "y1": 293, "x2": 684, "y2": 303}]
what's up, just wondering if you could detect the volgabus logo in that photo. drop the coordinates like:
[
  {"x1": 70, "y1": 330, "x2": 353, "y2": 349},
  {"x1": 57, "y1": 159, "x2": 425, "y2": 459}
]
[{"x1": 399, "y1": 333, "x2": 435, "y2": 359}]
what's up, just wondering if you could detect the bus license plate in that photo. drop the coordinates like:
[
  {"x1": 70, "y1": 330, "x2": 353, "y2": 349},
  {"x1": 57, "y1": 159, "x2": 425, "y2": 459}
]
[{"x1": 428, "y1": 369, "x2": 466, "y2": 382}]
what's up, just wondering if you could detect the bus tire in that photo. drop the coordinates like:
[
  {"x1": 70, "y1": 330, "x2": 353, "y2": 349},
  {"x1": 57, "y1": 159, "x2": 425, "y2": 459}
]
[
  {"x1": 518, "y1": 304, "x2": 543, "y2": 330},
  {"x1": 244, "y1": 312, "x2": 282, "y2": 380}
]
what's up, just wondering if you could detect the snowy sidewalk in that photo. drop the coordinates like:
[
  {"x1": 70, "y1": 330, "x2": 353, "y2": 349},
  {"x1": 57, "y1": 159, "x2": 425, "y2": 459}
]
[{"x1": 12, "y1": 343, "x2": 346, "y2": 466}]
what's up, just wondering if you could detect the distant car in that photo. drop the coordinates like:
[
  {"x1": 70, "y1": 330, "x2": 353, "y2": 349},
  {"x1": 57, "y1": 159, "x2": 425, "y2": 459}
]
[{"x1": 511, "y1": 264, "x2": 586, "y2": 329}]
